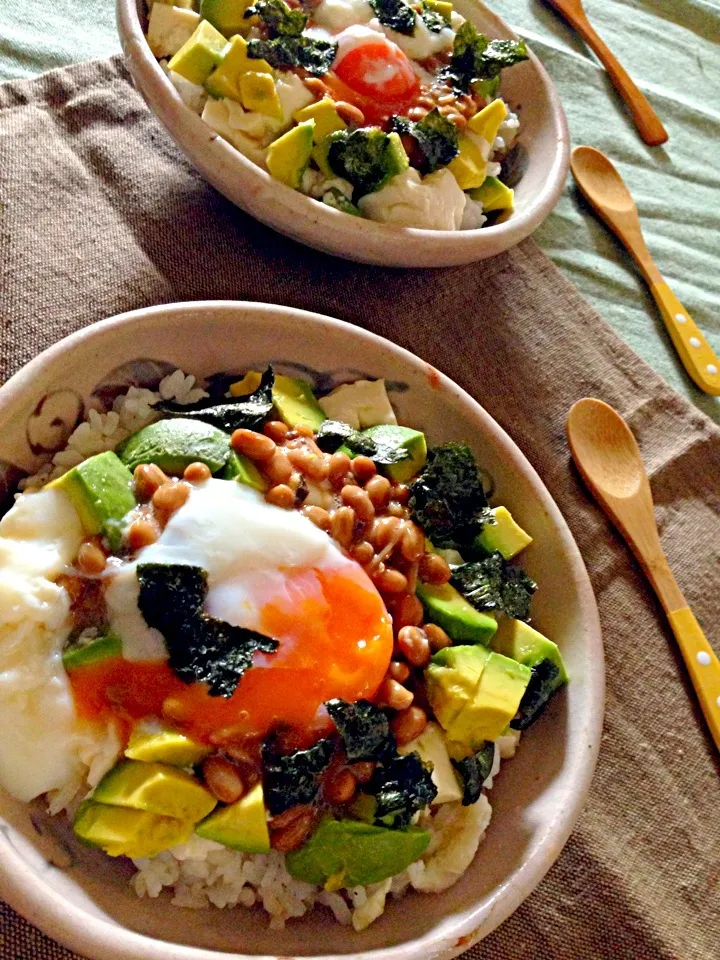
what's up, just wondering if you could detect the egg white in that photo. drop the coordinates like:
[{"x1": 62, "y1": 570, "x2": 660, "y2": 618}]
[{"x1": 106, "y1": 478, "x2": 355, "y2": 661}]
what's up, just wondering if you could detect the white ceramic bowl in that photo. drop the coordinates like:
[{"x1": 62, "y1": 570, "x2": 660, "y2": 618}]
[
  {"x1": 116, "y1": 0, "x2": 569, "y2": 267},
  {"x1": 0, "y1": 302, "x2": 602, "y2": 960}
]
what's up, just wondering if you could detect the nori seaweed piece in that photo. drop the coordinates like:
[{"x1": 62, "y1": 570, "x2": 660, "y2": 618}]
[
  {"x1": 368, "y1": 752, "x2": 438, "y2": 828},
  {"x1": 450, "y1": 552, "x2": 537, "y2": 621},
  {"x1": 452, "y1": 742, "x2": 494, "y2": 805},
  {"x1": 510, "y1": 659, "x2": 561, "y2": 730},
  {"x1": 137, "y1": 562, "x2": 278, "y2": 697},
  {"x1": 263, "y1": 738, "x2": 335, "y2": 814},
  {"x1": 155, "y1": 367, "x2": 275, "y2": 433},
  {"x1": 325, "y1": 699, "x2": 394, "y2": 763}
]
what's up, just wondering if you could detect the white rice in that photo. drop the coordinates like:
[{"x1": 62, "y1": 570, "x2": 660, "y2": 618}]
[{"x1": 20, "y1": 369, "x2": 207, "y2": 491}]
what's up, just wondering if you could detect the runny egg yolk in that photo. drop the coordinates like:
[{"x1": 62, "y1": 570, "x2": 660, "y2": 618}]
[{"x1": 70, "y1": 561, "x2": 393, "y2": 748}]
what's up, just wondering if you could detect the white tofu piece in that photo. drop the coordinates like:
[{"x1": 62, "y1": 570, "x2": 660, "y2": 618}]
[
  {"x1": 359, "y1": 168, "x2": 466, "y2": 231},
  {"x1": 398, "y1": 722, "x2": 463, "y2": 804},
  {"x1": 201, "y1": 98, "x2": 267, "y2": 164},
  {"x1": 146, "y1": 4, "x2": 200, "y2": 59},
  {"x1": 319, "y1": 379, "x2": 398, "y2": 430}
]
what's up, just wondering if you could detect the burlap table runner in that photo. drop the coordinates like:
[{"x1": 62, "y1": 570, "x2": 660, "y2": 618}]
[{"x1": 0, "y1": 55, "x2": 718, "y2": 960}]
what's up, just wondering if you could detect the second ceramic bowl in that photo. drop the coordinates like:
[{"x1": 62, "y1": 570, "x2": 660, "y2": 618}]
[{"x1": 116, "y1": 0, "x2": 569, "y2": 267}]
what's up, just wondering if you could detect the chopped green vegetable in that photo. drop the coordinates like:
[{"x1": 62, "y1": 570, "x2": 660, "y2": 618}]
[
  {"x1": 327, "y1": 128, "x2": 409, "y2": 198},
  {"x1": 262, "y1": 738, "x2": 335, "y2": 814},
  {"x1": 247, "y1": 35, "x2": 337, "y2": 74},
  {"x1": 62, "y1": 632, "x2": 123, "y2": 671},
  {"x1": 450, "y1": 552, "x2": 537, "y2": 621},
  {"x1": 244, "y1": 0, "x2": 336, "y2": 74},
  {"x1": 322, "y1": 187, "x2": 362, "y2": 217},
  {"x1": 368, "y1": 752, "x2": 437, "y2": 828},
  {"x1": 244, "y1": 0, "x2": 305, "y2": 35},
  {"x1": 156, "y1": 367, "x2": 275, "y2": 433},
  {"x1": 137, "y1": 563, "x2": 278, "y2": 697},
  {"x1": 390, "y1": 109, "x2": 459, "y2": 174},
  {"x1": 369, "y1": 0, "x2": 416, "y2": 35},
  {"x1": 510, "y1": 658, "x2": 561, "y2": 730},
  {"x1": 325, "y1": 699, "x2": 393, "y2": 763},
  {"x1": 408, "y1": 442, "x2": 492, "y2": 550},
  {"x1": 286, "y1": 817, "x2": 430, "y2": 887},
  {"x1": 420, "y1": 0, "x2": 449, "y2": 31},
  {"x1": 316, "y1": 420, "x2": 411, "y2": 465},
  {"x1": 442, "y1": 22, "x2": 528, "y2": 95},
  {"x1": 452, "y1": 742, "x2": 494, "y2": 805}
]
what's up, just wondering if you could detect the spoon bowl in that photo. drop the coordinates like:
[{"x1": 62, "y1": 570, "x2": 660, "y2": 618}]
[
  {"x1": 570, "y1": 147, "x2": 635, "y2": 216},
  {"x1": 566, "y1": 397, "x2": 643, "y2": 499}
]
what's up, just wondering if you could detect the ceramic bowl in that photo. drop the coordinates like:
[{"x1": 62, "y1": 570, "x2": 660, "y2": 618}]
[
  {"x1": 0, "y1": 301, "x2": 603, "y2": 960},
  {"x1": 116, "y1": 0, "x2": 569, "y2": 267}
]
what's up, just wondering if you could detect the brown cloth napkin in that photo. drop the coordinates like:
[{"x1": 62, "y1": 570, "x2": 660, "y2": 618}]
[{"x1": 0, "y1": 55, "x2": 719, "y2": 960}]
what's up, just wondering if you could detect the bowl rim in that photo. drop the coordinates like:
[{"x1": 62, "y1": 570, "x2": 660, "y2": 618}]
[
  {"x1": 115, "y1": 0, "x2": 570, "y2": 265},
  {"x1": 0, "y1": 301, "x2": 604, "y2": 960}
]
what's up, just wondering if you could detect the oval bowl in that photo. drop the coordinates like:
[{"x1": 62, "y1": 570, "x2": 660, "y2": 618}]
[
  {"x1": 0, "y1": 301, "x2": 602, "y2": 960},
  {"x1": 116, "y1": 0, "x2": 569, "y2": 267}
]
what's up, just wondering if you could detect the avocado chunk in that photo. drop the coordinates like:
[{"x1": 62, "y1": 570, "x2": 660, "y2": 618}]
[
  {"x1": 294, "y1": 98, "x2": 347, "y2": 142},
  {"x1": 448, "y1": 134, "x2": 487, "y2": 190},
  {"x1": 229, "y1": 371, "x2": 325, "y2": 432},
  {"x1": 474, "y1": 506, "x2": 532, "y2": 560},
  {"x1": 467, "y1": 98, "x2": 508, "y2": 144},
  {"x1": 425, "y1": 644, "x2": 491, "y2": 751},
  {"x1": 468, "y1": 176, "x2": 514, "y2": 214},
  {"x1": 168, "y1": 20, "x2": 229, "y2": 85},
  {"x1": 62, "y1": 631, "x2": 122, "y2": 671},
  {"x1": 240, "y1": 72, "x2": 282, "y2": 119},
  {"x1": 93, "y1": 760, "x2": 217, "y2": 822},
  {"x1": 125, "y1": 721, "x2": 212, "y2": 767},
  {"x1": 266, "y1": 120, "x2": 315, "y2": 189},
  {"x1": 341, "y1": 425, "x2": 427, "y2": 484},
  {"x1": 424, "y1": 0, "x2": 453, "y2": 21},
  {"x1": 222, "y1": 450, "x2": 268, "y2": 491},
  {"x1": 286, "y1": 817, "x2": 430, "y2": 888},
  {"x1": 117, "y1": 418, "x2": 231, "y2": 476},
  {"x1": 397, "y1": 722, "x2": 461, "y2": 805},
  {"x1": 491, "y1": 618, "x2": 568, "y2": 729},
  {"x1": 195, "y1": 782, "x2": 270, "y2": 853},
  {"x1": 417, "y1": 582, "x2": 497, "y2": 645},
  {"x1": 48, "y1": 451, "x2": 136, "y2": 552},
  {"x1": 204, "y1": 34, "x2": 272, "y2": 101},
  {"x1": 200, "y1": 0, "x2": 254, "y2": 37},
  {"x1": 73, "y1": 799, "x2": 193, "y2": 858},
  {"x1": 425, "y1": 645, "x2": 531, "y2": 753}
]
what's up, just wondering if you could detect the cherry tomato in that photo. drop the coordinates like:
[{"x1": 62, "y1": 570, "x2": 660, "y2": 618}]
[{"x1": 335, "y1": 41, "x2": 419, "y2": 108}]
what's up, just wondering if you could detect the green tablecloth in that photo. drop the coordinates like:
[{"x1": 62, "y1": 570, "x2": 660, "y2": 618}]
[{"x1": 1, "y1": 0, "x2": 718, "y2": 421}]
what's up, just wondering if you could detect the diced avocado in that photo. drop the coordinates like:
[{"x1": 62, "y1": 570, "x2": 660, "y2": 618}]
[
  {"x1": 168, "y1": 20, "x2": 229, "y2": 85},
  {"x1": 426, "y1": 645, "x2": 530, "y2": 752},
  {"x1": 424, "y1": 0, "x2": 453, "y2": 22},
  {"x1": 474, "y1": 506, "x2": 532, "y2": 560},
  {"x1": 286, "y1": 817, "x2": 430, "y2": 888},
  {"x1": 200, "y1": 0, "x2": 254, "y2": 37},
  {"x1": 146, "y1": 3, "x2": 200, "y2": 59},
  {"x1": 355, "y1": 425, "x2": 427, "y2": 484},
  {"x1": 347, "y1": 792, "x2": 377, "y2": 824},
  {"x1": 117, "y1": 418, "x2": 230, "y2": 476},
  {"x1": 491, "y1": 618, "x2": 568, "y2": 729},
  {"x1": 448, "y1": 134, "x2": 486, "y2": 190},
  {"x1": 293, "y1": 99, "x2": 347, "y2": 143},
  {"x1": 471, "y1": 652, "x2": 532, "y2": 742},
  {"x1": 229, "y1": 371, "x2": 325, "y2": 431},
  {"x1": 204, "y1": 34, "x2": 272, "y2": 101},
  {"x1": 125, "y1": 721, "x2": 212, "y2": 767},
  {"x1": 222, "y1": 449, "x2": 268, "y2": 491},
  {"x1": 240, "y1": 72, "x2": 282, "y2": 119},
  {"x1": 62, "y1": 631, "x2": 122, "y2": 671},
  {"x1": 417, "y1": 582, "x2": 498, "y2": 645},
  {"x1": 312, "y1": 137, "x2": 334, "y2": 177},
  {"x1": 266, "y1": 120, "x2": 315, "y2": 189},
  {"x1": 318, "y1": 379, "x2": 397, "y2": 431},
  {"x1": 93, "y1": 760, "x2": 217, "y2": 822},
  {"x1": 73, "y1": 799, "x2": 193, "y2": 859},
  {"x1": 425, "y1": 644, "x2": 491, "y2": 749},
  {"x1": 195, "y1": 782, "x2": 270, "y2": 853},
  {"x1": 467, "y1": 98, "x2": 508, "y2": 144},
  {"x1": 398, "y1": 722, "x2": 462, "y2": 805},
  {"x1": 48, "y1": 451, "x2": 136, "y2": 552},
  {"x1": 468, "y1": 176, "x2": 514, "y2": 214}
]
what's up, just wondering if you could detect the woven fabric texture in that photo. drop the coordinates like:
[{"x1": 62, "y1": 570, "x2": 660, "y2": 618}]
[{"x1": 0, "y1": 57, "x2": 718, "y2": 960}]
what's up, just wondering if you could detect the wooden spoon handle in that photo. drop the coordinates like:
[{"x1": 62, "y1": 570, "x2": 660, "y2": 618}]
[
  {"x1": 649, "y1": 283, "x2": 720, "y2": 396},
  {"x1": 558, "y1": 10, "x2": 668, "y2": 146},
  {"x1": 667, "y1": 607, "x2": 720, "y2": 752}
]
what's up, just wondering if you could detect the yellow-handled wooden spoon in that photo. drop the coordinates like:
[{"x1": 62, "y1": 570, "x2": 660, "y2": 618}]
[
  {"x1": 542, "y1": 0, "x2": 667, "y2": 145},
  {"x1": 567, "y1": 398, "x2": 720, "y2": 754},
  {"x1": 571, "y1": 146, "x2": 720, "y2": 396}
]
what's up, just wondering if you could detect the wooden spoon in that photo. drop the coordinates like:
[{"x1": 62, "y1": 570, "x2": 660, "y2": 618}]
[
  {"x1": 542, "y1": 0, "x2": 667, "y2": 145},
  {"x1": 567, "y1": 398, "x2": 720, "y2": 753},
  {"x1": 571, "y1": 146, "x2": 720, "y2": 396}
]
